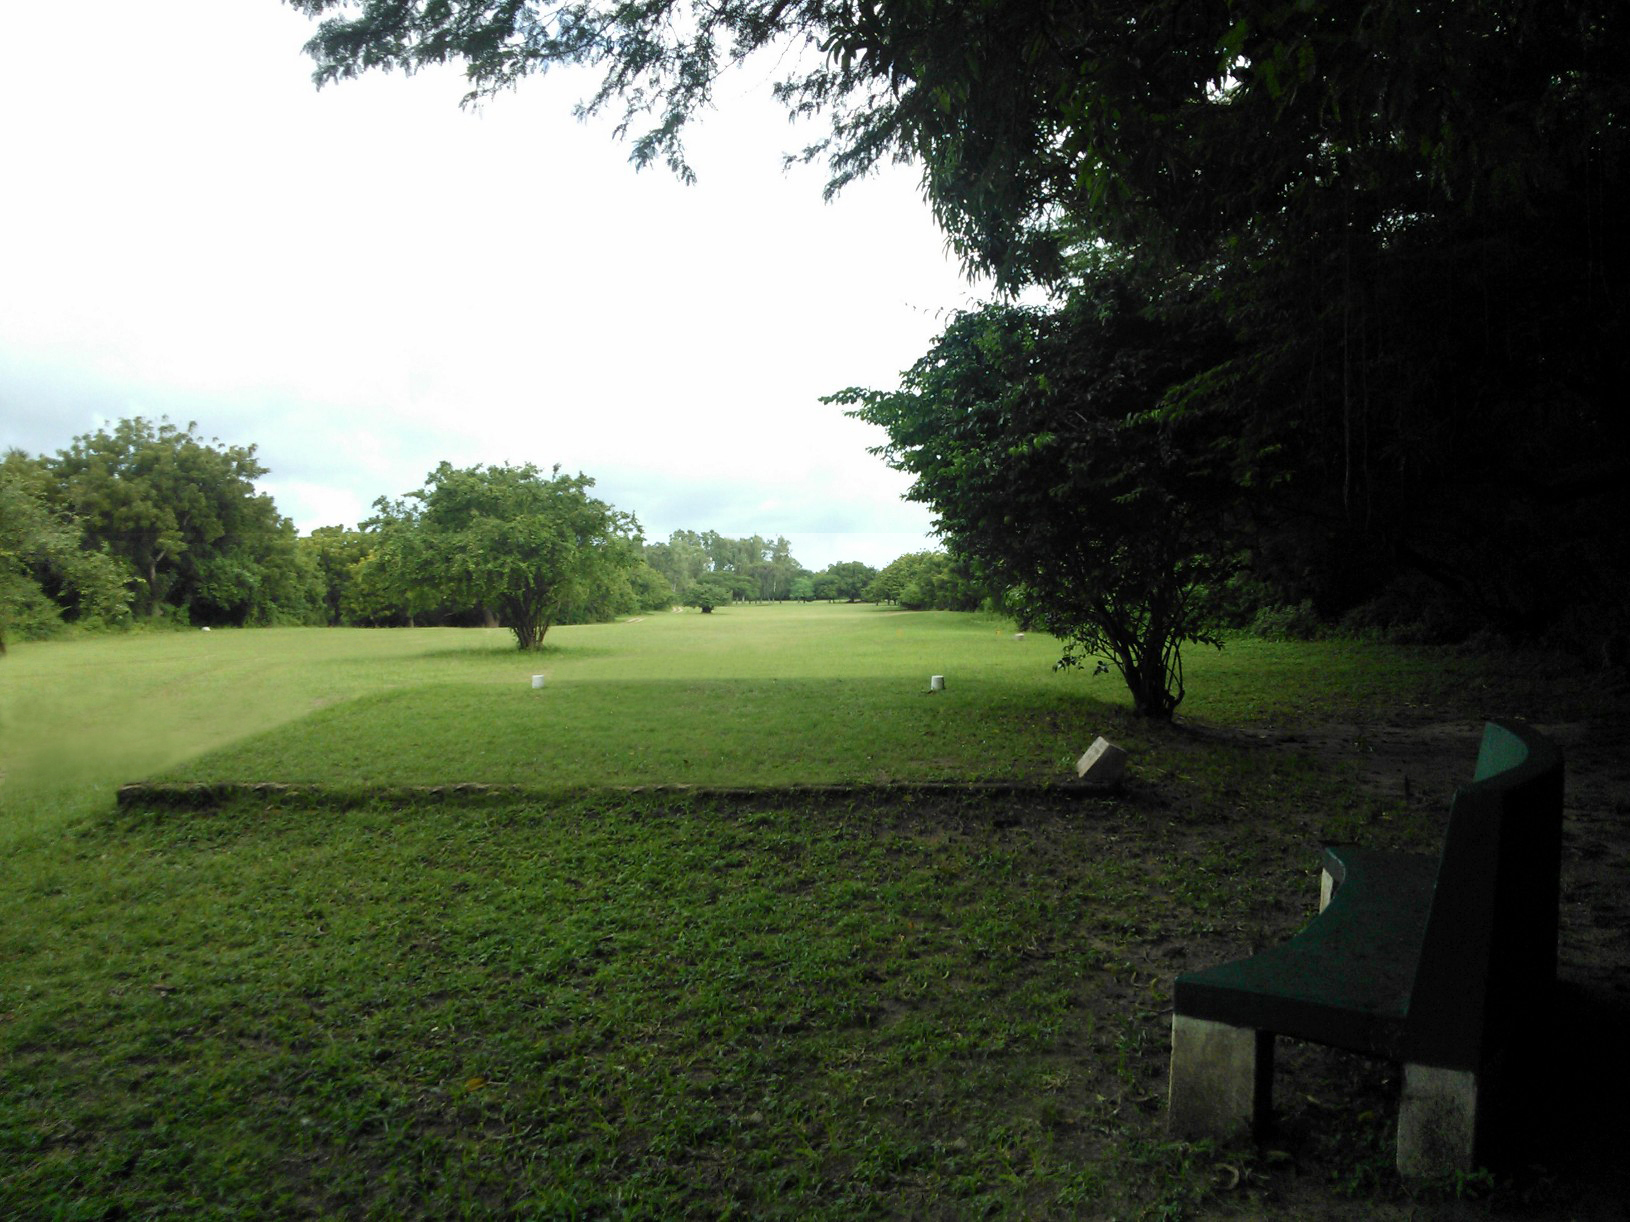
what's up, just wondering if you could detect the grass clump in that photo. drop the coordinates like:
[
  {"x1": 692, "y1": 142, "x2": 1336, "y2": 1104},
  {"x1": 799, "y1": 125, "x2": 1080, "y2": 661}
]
[
  {"x1": 2, "y1": 603, "x2": 1619, "y2": 1217},
  {"x1": 2, "y1": 791, "x2": 1257, "y2": 1218}
]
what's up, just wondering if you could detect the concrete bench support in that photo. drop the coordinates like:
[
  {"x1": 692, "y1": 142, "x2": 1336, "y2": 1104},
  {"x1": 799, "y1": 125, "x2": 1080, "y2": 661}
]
[
  {"x1": 1397, "y1": 1063, "x2": 1481, "y2": 1177},
  {"x1": 1168, "y1": 1015, "x2": 1272, "y2": 1140}
]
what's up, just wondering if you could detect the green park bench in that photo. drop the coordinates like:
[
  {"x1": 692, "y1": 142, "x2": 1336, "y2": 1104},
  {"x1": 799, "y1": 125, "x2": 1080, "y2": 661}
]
[{"x1": 1167, "y1": 720, "x2": 1564, "y2": 1176}]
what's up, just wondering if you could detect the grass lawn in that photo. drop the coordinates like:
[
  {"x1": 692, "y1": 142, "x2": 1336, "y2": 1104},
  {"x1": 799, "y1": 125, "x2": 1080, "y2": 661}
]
[
  {"x1": 2, "y1": 604, "x2": 1503, "y2": 843},
  {"x1": 2, "y1": 605, "x2": 1623, "y2": 1217}
]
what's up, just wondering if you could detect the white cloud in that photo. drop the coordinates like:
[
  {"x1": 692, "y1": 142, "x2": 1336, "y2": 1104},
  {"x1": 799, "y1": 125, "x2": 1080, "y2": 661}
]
[{"x1": 0, "y1": 1, "x2": 978, "y2": 570}]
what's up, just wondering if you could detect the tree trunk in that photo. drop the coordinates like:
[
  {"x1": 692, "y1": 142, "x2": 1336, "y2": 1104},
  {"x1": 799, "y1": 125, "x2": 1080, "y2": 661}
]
[{"x1": 1120, "y1": 647, "x2": 1180, "y2": 721}]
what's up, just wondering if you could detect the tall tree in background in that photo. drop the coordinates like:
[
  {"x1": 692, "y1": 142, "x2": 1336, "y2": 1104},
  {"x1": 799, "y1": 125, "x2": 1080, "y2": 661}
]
[
  {"x1": 45, "y1": 418, "x2": 318, "y2": 625},
  {"x1": 644, "y1": 531, "x2": 709, "y2": 602},
  {"x1": 379, "y1": 462, "x2": 640, "y2": 650},
  {"x1": 299, "y1": 524, "x2": 373, "y2": 626},
  {"x1": 836, "y1": 276, "x2": 1239, "y2": 718},
  {"x1": 647, "y1": 531, "x2": 808, "y2": 602},
  {"x1": 867, "y1": 551, "x2": 984, "y2": 611},
  {"x1": 1, "y1": 452, "x2": 130, "y2": 651},
  {"x1": 288, "y1": 0, "x2": 1629, "y2": 650},
  {"x1": 812, "y1": 561, "x2": 877, "y2": 603}
]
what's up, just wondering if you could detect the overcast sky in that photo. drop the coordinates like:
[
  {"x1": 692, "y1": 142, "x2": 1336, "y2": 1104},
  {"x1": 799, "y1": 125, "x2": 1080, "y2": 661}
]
[{"x1": 0, "y1": 2, "x2": 988, "y2": 571}]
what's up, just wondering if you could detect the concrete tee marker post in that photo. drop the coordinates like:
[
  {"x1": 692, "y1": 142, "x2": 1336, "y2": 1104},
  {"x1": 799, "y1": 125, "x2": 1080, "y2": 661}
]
[{"x1": 1076, "y1": 737, "x2": 1127, "y2": 785}]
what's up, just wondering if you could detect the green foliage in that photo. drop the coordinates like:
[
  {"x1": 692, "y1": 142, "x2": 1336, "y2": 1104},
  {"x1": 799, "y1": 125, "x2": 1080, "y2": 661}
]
[
  {"x1": 298, "y1": 524, "x2": 373, "y2": 625},
  {"x1": 867, "y1": 551, "x2": 985, "y2": 611},
  {"x1": 684, "y1": 575, "x2": 734, "y2": 613},
  {"x1": 1248, "y1": 601, "x2": 1326, "y2": 643},
  {"x1": 288, "y1": 0, "x2": 1630, "y2": 655},
  {"x1": 643, "y1": 531, "x2": 709, "y2": 602},
  {"x1": 812, "y1": 560, "x2": 877, "y2": 602},
  {"x1": 337, "y1": 541, "x2": 416, "y2": 626},
  {"x1": 0, "y1": 451, "x2": 130, "y2": 650},
  {"x1": 378, "y1": 462, "x2": 640, "y2": 650},
  {"x1": 286, "y1": 2, "x2": 1626, "y2": 278},
  {"x1": 836, "y1": 276, "x2": 1239, "y2": 719},
  {"x1": 625, "y1": 561, "x2": 676, "y2": 613},
  {"x1": 44, "y1": 417, "x2": 317, "y2": 626},
  {"x1": 648, "y1": 530, "x2": 808, "y2": 603}
]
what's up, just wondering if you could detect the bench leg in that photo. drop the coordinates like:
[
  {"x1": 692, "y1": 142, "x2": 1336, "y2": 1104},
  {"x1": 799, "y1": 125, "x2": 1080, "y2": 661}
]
[
  {"x1": 1397, "y1": 1063, "x2": 1480, "y2": 1177},
  {"x1": 1168, "y1": 1015, "x2": 1273, "y2": 1141}
]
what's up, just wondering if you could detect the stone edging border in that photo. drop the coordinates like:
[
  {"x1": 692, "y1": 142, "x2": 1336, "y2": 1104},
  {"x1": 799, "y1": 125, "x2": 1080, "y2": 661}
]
[{"x1": 115, "y1": 780, "x2": 1122, "y2": 809}]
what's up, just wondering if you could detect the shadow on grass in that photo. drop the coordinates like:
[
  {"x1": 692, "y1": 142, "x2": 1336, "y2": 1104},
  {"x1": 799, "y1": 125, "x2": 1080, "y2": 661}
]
[
  {"x1": 412, "y1": 642, "x2": 579, "y2": 661},
  {"x1": 159, "y1": 675, "x2": 1123, "y2": 791}
]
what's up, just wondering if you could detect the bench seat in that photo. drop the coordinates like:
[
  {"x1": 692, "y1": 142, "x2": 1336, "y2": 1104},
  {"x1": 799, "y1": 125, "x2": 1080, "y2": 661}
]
[
  {"x1": 1175, "y1": 847, "x2": 1436, "y2": 1059},
  {"x1": 1167, "y1": 720, "x2": 1563, "y2": 1177}
]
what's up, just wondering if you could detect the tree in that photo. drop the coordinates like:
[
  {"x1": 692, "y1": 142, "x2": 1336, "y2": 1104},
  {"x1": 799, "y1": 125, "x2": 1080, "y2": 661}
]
[
  {"x1": 647, "y1": 530, "x2": 808, "y2": 602},
  {"x1": 289, "y1": 1, "x2": 1630, "y2": 649},
  {"x1": 626, "y1": 562, "x2": 676, "y2": 613},
  {"x1": 382, "y1": 462, "x2": 639, "y2": 650},
  {"x1": 644, "y1": 531, "x2": 708, "y2": 603},
  {"x1": 45, "y1": 417, "x2": 318, "y2": 625},
  {"x1": 812, "y1": 561, "x2": 876, "y2": 603},
  {"x1": 868, "y1": 550, "x2": 984, "y2": 611},
  {"x1": 835, "y1": 277, "x2": 1239, "y2": 719},
  {"x1": 339, "y1": 538, "x2": 424, "y2": 626},
  {"x1": 684, "y1": 576, "x2": 734, "y2": 613},
  {"x1": 1, "y1": 452, "x2": 130, "y2": 651},
  {"x1": 288, "y1": 3, "x2": 1626, "y2": 275},
  {"x1": 300, "y1": 524, "x2": 371, "y2": 625}
]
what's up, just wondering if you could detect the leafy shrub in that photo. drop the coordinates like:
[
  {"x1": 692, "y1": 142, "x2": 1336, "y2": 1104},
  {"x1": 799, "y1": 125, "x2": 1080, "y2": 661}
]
[{"x1": 1247, "y1": 600, "x2": 1325, "y2": 641}]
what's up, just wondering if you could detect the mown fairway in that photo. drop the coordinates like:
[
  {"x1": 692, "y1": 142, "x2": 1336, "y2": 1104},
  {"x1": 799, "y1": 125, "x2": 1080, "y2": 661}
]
[
  {"x1": 2, "y1": 608, "x2": 1621, "y2": 1218},
  {"x1": 3, "y1": 604, "x2": 1093, "y2": 844},
  {"x1": 1, "y1": 603, "x2": 1489, "y2": 847}
]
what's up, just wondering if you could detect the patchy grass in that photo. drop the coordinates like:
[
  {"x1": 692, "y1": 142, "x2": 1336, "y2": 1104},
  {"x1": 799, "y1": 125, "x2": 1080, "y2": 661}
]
[
  {"x1": 3, "y1": 605, "x2": 1080, "y2": 845},
  {"x1": 0, "y1": 780, "x2": 1336, "y2": 1220},
  {"x1": 2, "y1": 608, "x2": 1623, "y2": 1217},
  {"x1": 2, "y1": 604, "x2": 1547, "y2": 846},
  {"x1": 160, "y1": 676, "x2": 1105, "y2": 790}
]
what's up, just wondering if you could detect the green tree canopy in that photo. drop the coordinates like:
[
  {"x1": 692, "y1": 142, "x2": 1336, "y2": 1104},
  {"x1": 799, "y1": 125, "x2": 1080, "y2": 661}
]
[
  {"x1": 811, "y1": 561, "x2": 877, "y2": 603},
  {"x1": 1, "y1": 451, "x2": 130, "y2": 650},
  {"x1": 299, "y1": 525, "x2": 375, "y2": 626},
  {"x1": 625, "y1": 562, "x2": 676, "y2": 613},
  {"x1": 644, "y1": 531, "x2": 709, "y2": 603},
  {"x1": 287, "y1": 2, "x2": 1630, "y2": 280},
  {"x1": 835, "y1": 276, "x2": 1239, "y2": 718},
  {"x1": 646, "y1": 530, "x2": 807, "y2": 602},
  {"x1": 379, "y1": 462, "x2": 640, "y2": 650},
  {"x1": 867, "y1": 550, "x2": 984, "y2": 612},
  {"x1": 45, "y1": 418, "x2": 317, "y2": 625},
  {"x1": 288, "y1": 0, "x2": 1630, "y2": 651},
  {"x1": 683, "y1": 575, "x2": 735, "y2": 613}
]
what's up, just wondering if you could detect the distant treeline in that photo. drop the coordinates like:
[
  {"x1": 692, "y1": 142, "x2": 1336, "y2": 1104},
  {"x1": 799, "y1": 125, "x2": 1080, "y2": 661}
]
[
  {"x1": 0, "y1": 417, "x2": 982, "y2": 650},
  {"x1": 3, "y1": 419, "x2": 307, "y2": 645}
]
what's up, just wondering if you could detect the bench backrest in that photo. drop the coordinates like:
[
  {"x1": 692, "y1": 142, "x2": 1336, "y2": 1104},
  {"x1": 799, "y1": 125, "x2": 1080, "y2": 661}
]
[{"x1": 1405, "y1": 720, "x2": 1564, "y2": 1069}]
